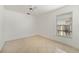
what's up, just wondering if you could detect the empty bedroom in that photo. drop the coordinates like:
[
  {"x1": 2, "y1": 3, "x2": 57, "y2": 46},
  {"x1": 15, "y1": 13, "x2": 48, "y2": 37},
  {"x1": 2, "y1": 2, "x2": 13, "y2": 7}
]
[{"x1": 0, "y1": 5, "x2": 79, "y2": 53}]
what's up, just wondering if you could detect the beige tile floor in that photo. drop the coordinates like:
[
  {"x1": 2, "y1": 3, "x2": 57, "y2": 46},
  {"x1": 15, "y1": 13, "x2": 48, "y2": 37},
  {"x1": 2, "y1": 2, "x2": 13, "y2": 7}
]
[{"x1": 1, "y1": 35, "x2": 79, "y2": 53}]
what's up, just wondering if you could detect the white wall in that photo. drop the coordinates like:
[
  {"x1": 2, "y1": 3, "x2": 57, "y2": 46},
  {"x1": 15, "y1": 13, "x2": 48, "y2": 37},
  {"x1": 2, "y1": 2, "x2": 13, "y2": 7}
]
[
  {"x1": 36, "y1": 6, "x2": 79, "y2": 49},
  {"x1": 35, "y1": 12, "x2": 56, "y2": 38},
  {"x1": 3, "y1": 9, "x2": 36, "y2": 41},
  {"x1": 0, "y1": 5, "x2": 5, "y2": 48}
]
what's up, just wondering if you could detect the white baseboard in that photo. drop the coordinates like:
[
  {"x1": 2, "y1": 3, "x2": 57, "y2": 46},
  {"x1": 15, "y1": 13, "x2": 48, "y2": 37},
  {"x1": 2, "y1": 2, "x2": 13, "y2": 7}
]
[
  {"x1": 5, "y1": 34, "x2": 37, "y2": 42},
  {"x1": 37, "y1": 33, "x2": 56, "y2": 40}
]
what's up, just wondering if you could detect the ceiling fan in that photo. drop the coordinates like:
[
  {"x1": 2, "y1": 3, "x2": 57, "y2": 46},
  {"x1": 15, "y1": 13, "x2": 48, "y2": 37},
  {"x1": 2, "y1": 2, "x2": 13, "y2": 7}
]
[{"x1": 26, "y1": 6, "x2": 36, "y2": 15}]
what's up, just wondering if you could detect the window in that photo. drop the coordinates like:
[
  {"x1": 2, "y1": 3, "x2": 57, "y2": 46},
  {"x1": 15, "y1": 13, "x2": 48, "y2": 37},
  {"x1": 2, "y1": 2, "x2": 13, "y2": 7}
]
[{"x1": 56, "y1": 12, "x2": 72, "y2": 38}]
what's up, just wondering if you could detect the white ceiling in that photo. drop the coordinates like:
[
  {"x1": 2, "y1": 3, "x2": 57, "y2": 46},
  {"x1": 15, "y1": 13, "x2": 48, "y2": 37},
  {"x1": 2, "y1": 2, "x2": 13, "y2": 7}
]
[{"x1": 4, "y1": 5, "x2": 64, "y2": 15}]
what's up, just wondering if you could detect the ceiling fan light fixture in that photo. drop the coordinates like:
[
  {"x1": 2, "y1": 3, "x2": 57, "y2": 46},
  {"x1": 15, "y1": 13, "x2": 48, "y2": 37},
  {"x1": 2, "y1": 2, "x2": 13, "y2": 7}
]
[{"x1": 26, "y1": 6, "x2": 36, "y2": 15}]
